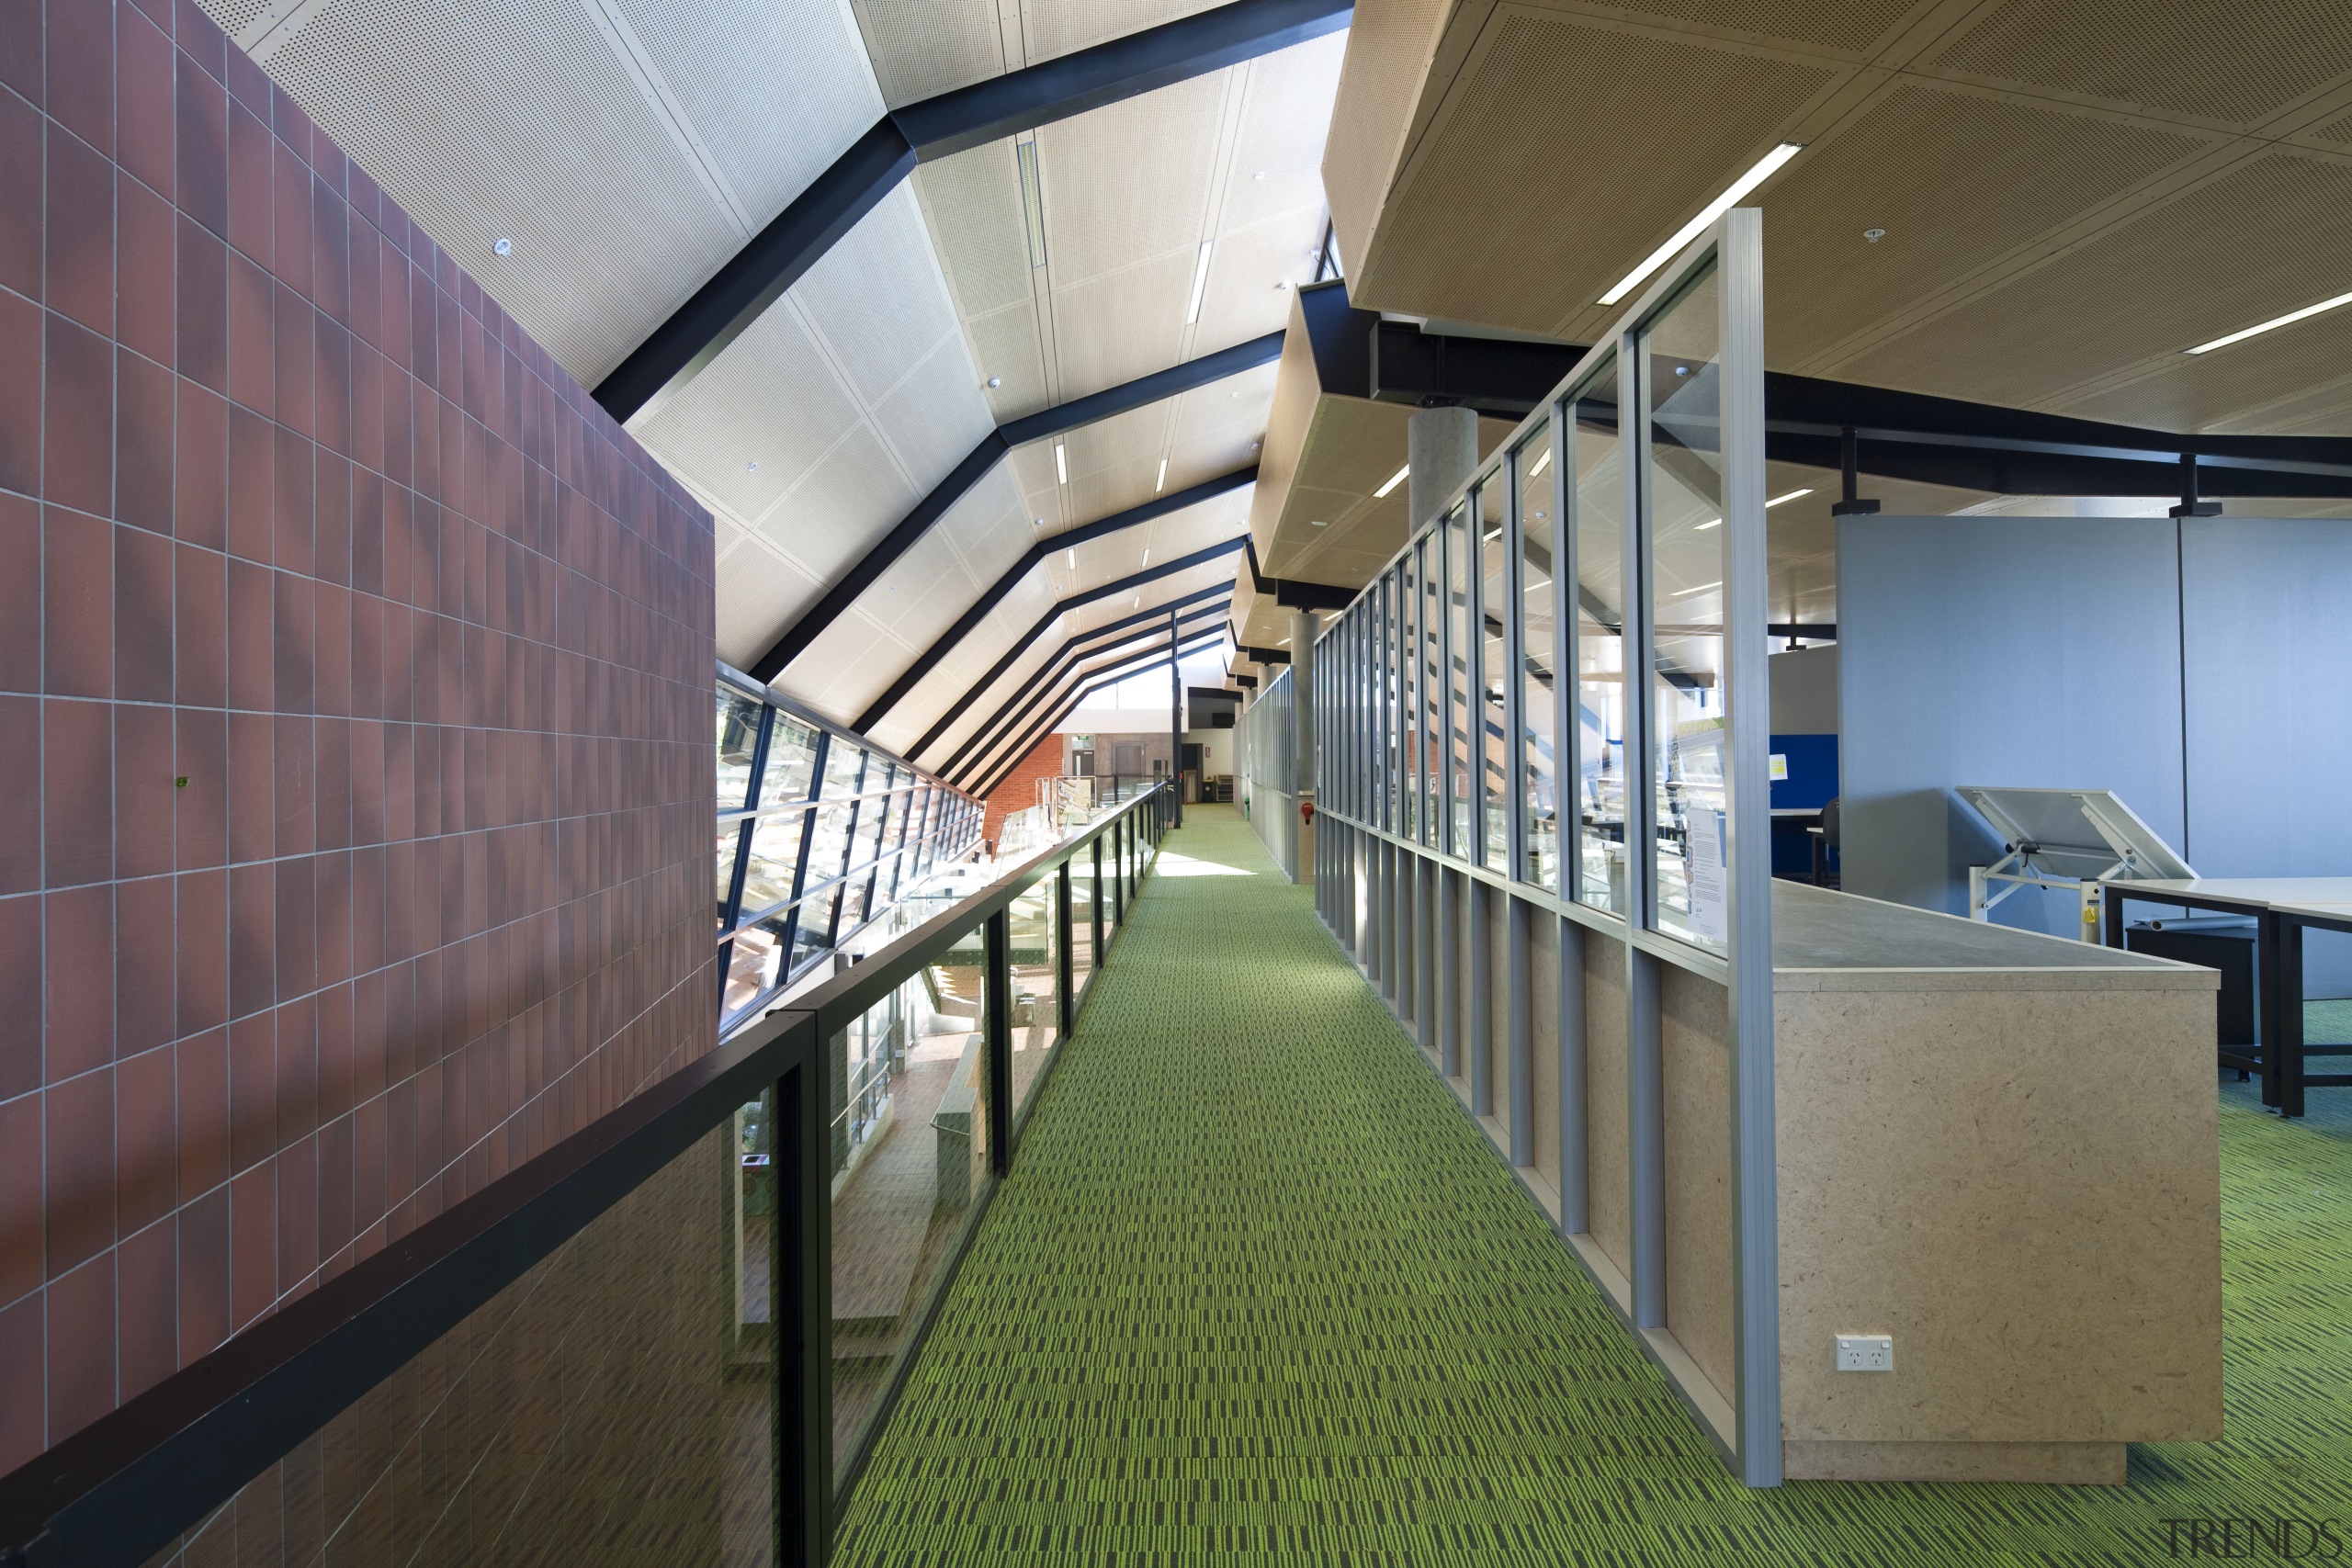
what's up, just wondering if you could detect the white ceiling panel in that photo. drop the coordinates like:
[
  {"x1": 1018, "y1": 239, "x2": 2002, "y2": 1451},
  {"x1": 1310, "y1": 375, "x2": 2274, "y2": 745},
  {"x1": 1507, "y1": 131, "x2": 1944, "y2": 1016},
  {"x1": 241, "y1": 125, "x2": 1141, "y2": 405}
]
[
  {"x1": 872, "y1": 334, "x2": 1000, "y2": 482},
  {"x1": 1191, "y1": 215, "x2": 1325, "y2": 352},
  {"x1": 965, "y1": 305, "x2": 1054, "y2": 420},
  {"x1": 754, "y1": 421, "x2": 922, "y2": 582},
  {"x1": 931, "y1": 463, "x2": 1035, "y2": 563},
  {"x1": 1046, "y1": 251, "x2": 1201, "y2": 398},
  {"x1": 797, "y1": 186, "x2": 978, "y2": 408},
  {"x1": 1217, "y1": 32, "x2": 1348, "y2": 227},
  {"x1": 847, "y1": 0, "x2": 1005, "y2": 107},
  {"x1": 229, "y1": 0, "x2": 749, "y2": 385},
  {"x1": 633, "y1": 304, "x2": 864, "y2": 521},
  {"x1": 1037, "y1": 73, "x2": 1228, "y2": 284},
  {"x1": 614, "y1": 0, "x2": 887, "y2": 220},
  {"x1": 1023, "y1": 0, "x2": 1227, "y2": 68},
  {"x1": 914, "y1": 143, "x2": 1037, "y2": 316},
  {"x1": 713, "y1": 534, "x2": 821, "y2": 670}
]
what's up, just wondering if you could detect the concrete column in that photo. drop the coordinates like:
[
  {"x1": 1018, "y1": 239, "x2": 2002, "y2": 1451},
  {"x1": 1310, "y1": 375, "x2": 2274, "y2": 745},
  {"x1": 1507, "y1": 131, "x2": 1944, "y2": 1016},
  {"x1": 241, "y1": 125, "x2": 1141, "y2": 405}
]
[{"x1": 1408, "y1": 405, "x2": 1479, "y2": 529}]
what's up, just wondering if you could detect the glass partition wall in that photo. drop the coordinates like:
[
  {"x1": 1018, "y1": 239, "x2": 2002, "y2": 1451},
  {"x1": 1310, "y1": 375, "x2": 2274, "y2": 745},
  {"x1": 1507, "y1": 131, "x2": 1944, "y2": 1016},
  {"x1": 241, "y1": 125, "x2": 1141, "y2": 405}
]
[
  {"x1": 1309, "y1": 212, "x2": 1779, "y2": 1486},
  {"x1": 716, "y1": 663, "x2": 985, "y2": 1035}
]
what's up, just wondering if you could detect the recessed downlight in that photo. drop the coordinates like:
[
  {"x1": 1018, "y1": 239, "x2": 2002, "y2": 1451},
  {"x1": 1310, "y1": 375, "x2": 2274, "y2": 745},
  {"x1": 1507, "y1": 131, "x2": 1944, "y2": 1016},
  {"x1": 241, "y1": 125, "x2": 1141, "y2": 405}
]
[{"x1": 1598, "y1": 142, "x2": 1803, "y2": 306}]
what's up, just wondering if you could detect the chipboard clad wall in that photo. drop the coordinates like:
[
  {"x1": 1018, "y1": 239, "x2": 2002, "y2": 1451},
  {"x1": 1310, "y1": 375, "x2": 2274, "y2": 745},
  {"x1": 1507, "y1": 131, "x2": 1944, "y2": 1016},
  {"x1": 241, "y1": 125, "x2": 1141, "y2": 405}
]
[{"x1": 0, "y1": 0, "x2": 718, "y2": 1487}]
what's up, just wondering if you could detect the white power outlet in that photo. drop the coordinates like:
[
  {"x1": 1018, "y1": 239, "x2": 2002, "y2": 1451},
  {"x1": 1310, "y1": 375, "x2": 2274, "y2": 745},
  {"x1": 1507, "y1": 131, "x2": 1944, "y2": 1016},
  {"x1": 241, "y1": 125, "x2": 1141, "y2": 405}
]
[{"x1": 1836, "y1": 1333, "x2": 1894, "y2": 1372}]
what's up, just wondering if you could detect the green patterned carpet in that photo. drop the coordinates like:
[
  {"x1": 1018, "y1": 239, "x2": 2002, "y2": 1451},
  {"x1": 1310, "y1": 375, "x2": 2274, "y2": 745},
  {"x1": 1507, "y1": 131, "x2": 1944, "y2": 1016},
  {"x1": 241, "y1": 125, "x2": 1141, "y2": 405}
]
[{"x1": 833, "y1": 807, "x2": 2352, "y2": 1565}]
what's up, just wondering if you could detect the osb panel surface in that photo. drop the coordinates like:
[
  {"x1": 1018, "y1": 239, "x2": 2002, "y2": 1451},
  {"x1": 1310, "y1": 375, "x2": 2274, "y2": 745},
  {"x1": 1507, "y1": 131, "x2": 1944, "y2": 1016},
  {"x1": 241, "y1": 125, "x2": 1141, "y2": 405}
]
[
  {"x1": 1659, "y1": 962, "x2": 1734, "y2": 1409},
  {"x1": 1774, "y1": 985, "x2": 2223, "y2": 1443},
  {"x1": 1579, "y1": 926, "x2": 1630, "y2": 1277}
]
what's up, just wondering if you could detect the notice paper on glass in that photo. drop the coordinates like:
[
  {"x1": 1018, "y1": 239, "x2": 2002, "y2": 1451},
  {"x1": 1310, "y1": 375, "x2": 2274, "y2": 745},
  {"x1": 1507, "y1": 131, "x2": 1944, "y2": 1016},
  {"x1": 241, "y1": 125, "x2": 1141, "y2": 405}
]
[{"x1": 1688, "y1": 807, "x2": 1728, "y2": 943}]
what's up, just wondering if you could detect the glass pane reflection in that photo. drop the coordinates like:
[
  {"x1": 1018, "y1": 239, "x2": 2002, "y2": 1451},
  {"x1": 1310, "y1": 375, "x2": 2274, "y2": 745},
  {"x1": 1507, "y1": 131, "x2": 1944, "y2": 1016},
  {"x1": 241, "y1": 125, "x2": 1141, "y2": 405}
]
[
  {"x1": 1643, "y1": 267, "x2": 1727, "y2": 953},
  {"x1": 1477, "y1": 467, "x2": 1510, "y2": 868},
  {"x1": 1516, "y1": 421, "x2": 1557, "y2": 891},
  {"x1": 1571, "y1": 359, "x2": 1627, "y2": 915}
]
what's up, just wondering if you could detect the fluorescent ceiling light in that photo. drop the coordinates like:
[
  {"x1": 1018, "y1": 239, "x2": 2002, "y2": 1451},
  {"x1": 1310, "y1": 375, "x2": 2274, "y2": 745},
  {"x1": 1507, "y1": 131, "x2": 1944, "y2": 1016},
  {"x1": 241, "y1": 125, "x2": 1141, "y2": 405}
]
[
  {"x1": 1141, "y1": 548, "x2": 1150, "y2": 566},
  {"x1": 1671, "y1": 581, "x2": 1721, "y2": 597},
  {"x1": 1373, "y1": 463, "x2": 1408, "y2": 499},
  {"x1": 1766, "y1": 487, "x2": 1813, "y2": 508},
  {"x1": 1055, "y1": 443, "x2": 1068, "y2": 484},
  {"x1": 1696, "y1": 517, "x2": 1722, "y2": 531},
  {"x1": 1185, "y1": 241, "x2": 1214, "y2": 325},
  {"x1": 1598, "y1": 142, "x2": 1804, "y2": 306},
  {"x1": 1526, "y1": 447, "x2": 1551, "y2": 478},
  {"x1": 1155, "y1": 457, "x2": 1167, "y2": 492},
  {"x1": 2185, "y1": 287, "x2": 2352, "y2": 355}
]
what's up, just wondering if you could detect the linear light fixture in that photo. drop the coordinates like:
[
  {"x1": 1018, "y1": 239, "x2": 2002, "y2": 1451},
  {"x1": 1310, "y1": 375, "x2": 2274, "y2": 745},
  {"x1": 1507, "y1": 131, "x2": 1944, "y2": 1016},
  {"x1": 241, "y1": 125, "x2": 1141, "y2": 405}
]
[
  {"x1": 1599, "y1": 142, "x2": 1804, "y2": 306},
  {"x1": 2185, "y1": 287, "x2": 2352, "y2": 355},
  {"x1": 1672, "y1": 580, "x2": 1722, "y2": 597},
  {"x1": 1155, "y1": 457, "x2": 1167, "y2": 492},
  {"x1": 1766, "y1": 487, "x2": 1813, "y2": 508},
  {"x1": 1527, "y1": 447, "x2": 1551, "y2": 479},
  {"x1": 1055, "y1": 443, "x2": 1069, "y2": 484},
  {"x1": 1696, "y1": 517, "x2": 1723, "y2": 531},
  {"x1": 1373, "y1": 463, "x2": 1408, "y2": 498},
  {"x1": 1185, "y1": 241, "x2": 1215, "y2": 325}
]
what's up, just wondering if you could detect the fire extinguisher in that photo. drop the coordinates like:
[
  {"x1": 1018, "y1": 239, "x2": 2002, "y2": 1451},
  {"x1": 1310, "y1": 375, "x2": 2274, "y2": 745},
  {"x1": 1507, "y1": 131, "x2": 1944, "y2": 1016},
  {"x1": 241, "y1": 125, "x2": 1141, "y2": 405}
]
[{"x1": 1300, "y1": 801, "x2": 1315, "y2": 824}]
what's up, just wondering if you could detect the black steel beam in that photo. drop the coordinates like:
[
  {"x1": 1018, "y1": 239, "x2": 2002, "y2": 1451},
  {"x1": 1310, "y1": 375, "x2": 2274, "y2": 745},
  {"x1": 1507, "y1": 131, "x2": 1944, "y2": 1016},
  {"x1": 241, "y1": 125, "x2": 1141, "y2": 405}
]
[
  {"x1": 594, "y1": 122, "x2": 916, "y2": 426},
  {"x1": 1237, "y1": 643, "x2": 1291, "y2": 663},
  {"x1": 750, "y1": 341, "x2": 1282, "y2": 682},
  {"x1": 997, "y1": 331, "x2": 1284, "y2": 446},
  {"x1": 593, "y1": 0, "x2": 1346, "y2": 424},
  {"x1": 1369, "y1": 318, "x2": 1586, "y2": 416},
  {"x1": 950, "y1": 604, "x2": 1233, "y2": 785},
  {"x1": 853, "y1": 468, "x2": 1257, "y2": 730},
  {"x1": 916, "y1": 541, "x2": 1247, "y2": 774},
  {"x1": 893, "y1": 0, "x2": 1351, "y2": 161},
  {"x1": 967, "y1": 629, "x2": 1229, "y2": 795},
  {"x1": 927, "y1": 585, "x2": 1236, "y2": 773}
]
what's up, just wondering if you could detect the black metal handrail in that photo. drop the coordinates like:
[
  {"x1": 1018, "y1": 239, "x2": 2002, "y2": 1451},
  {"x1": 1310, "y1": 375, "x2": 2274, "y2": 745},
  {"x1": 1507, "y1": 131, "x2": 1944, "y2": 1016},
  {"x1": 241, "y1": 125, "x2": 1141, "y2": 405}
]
[{"x1": 0, "y1": 782, "x2": 1175, "y2": 1568}]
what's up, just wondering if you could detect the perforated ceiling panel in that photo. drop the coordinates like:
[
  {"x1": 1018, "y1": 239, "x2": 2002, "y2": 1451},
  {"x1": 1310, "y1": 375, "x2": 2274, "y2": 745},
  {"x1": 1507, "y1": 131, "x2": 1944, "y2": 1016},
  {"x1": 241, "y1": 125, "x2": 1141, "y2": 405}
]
[
  {"x1": 1762, "y1": 84, "x2": 2211, "y2": 370},
  {"x1": 1339, "y1": 0, "x2": 2352, "y2": 441},
  {"x1": 613, "y1": 0, "x2": 886, "y2": 221},
  {"x1": 1928, "y1": 0, "x2": 2352, "y2": 126},
  {"x1": 1611, "y1": 0, "x2": 1917, "y2": 51},
  {"x1": 1827, "y1": 152, "x2": 2352, "y2": 418},
  {"x1": 242, "y1": 0, "x2": 763, "y2": 385},
  {"x1": 1023, "y1": 0, "x2": 1229, "y2": 64},
  {"x1": 849, "y1": 0, "x2": 1006, "y2": 107},
  {"x1": 1364, "y1": 10, "x2": 1839, "y2": 336}
]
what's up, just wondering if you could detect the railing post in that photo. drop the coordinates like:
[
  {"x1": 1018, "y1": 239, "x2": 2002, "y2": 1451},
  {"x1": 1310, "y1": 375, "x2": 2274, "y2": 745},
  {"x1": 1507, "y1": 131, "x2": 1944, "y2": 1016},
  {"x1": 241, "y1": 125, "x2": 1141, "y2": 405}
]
[
  {"x1": 1112, "y1": 819, "x2": 1125, "y2": 929},
  {"x1": 1057, "y1": 860, "x2": 1074, "y2": 1038},
  {"x1": 775, "y1": 1056, "x2": 829, "y2": 1568},
  {"x1": 1091, "y1": 838, "x2": 1105, "y2": 960},
  {"x1": 985, "y1": 909, "x2": 1012, "y2": 1175}
]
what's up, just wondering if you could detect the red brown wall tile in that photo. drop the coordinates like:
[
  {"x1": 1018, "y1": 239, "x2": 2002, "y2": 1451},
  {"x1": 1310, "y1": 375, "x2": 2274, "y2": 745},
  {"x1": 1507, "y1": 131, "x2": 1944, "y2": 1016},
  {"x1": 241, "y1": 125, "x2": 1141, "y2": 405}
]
[
  {"x1": 0, "y1": 0, "x2": 718, "y2": 1473},
  {"x1": 981, "y1": 732, "x2": 1070, "y2": 846}
]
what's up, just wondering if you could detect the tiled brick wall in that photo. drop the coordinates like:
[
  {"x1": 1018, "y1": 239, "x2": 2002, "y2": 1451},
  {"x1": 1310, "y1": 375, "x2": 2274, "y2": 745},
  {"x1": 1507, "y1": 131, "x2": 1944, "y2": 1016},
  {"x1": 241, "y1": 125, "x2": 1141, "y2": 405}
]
[
  {"x1": 981, "y1": 732, "x2": 1069, "y2": 847},
  {"x1": 0, "y1": 0, "x2": 717, "y2": 1471}
]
